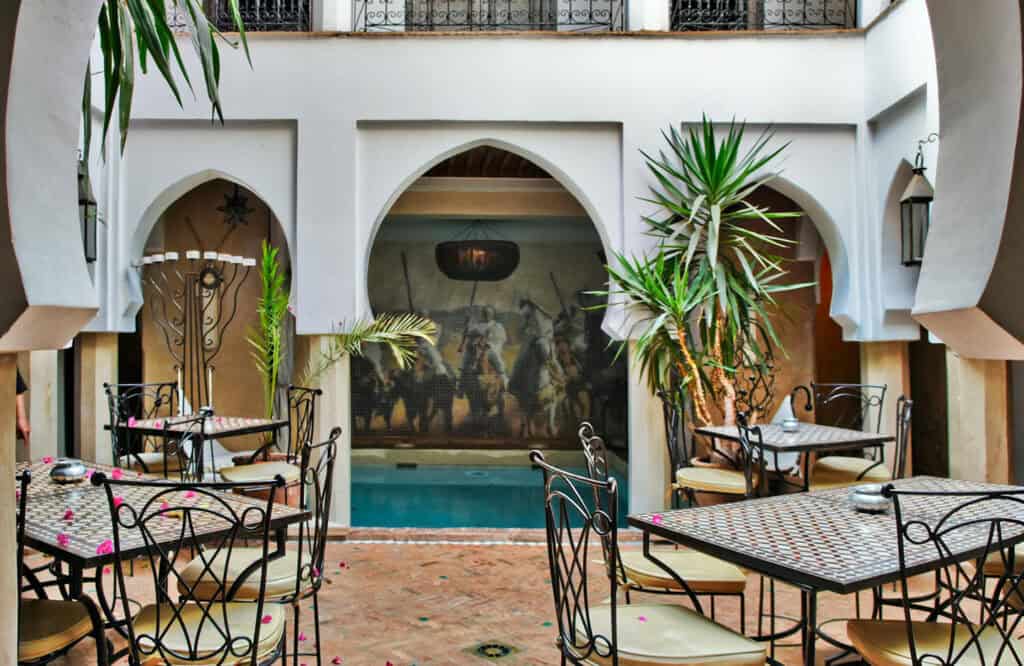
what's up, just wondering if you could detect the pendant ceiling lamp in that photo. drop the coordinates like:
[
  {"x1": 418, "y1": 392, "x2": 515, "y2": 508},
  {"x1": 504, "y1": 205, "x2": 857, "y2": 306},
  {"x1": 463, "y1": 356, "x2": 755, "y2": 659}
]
[{"x1": 435, "y1": 220, "x2": 520, "y2": 282}]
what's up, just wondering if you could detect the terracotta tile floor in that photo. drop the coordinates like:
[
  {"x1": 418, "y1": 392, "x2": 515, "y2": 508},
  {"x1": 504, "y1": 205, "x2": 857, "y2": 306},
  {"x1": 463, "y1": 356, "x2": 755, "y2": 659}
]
[{"x1": 46, "y1": 534, "x2": 902, "y2": 665}]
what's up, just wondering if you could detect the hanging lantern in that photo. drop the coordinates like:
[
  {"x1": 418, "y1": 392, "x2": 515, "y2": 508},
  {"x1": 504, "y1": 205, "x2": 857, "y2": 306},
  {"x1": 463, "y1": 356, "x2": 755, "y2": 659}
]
[
  {"x1": 78, "y1": 157, "x2": 97, "y2": 263},
  {"x1": 435, "y1": 221, "x2": 520, "y2": 281},
  {"x1": 900, "y1": 134, "x2": 937, "y2": 266}
]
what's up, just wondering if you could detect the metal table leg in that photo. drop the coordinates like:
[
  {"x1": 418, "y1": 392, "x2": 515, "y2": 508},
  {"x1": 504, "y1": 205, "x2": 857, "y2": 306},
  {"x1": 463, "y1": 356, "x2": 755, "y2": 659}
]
[{"x1": 804, "y1": 589, "x2": 818, "y2": 665}]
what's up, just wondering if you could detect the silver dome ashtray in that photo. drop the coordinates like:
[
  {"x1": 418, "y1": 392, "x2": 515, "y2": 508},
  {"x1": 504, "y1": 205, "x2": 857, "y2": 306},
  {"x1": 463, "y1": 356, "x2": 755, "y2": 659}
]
[
  {"x1": 49, "y1": 458, "x2": 88, "y2": 484},
  {"x1": 848, "y1": 483, "x2": 892, "y2": 514}
]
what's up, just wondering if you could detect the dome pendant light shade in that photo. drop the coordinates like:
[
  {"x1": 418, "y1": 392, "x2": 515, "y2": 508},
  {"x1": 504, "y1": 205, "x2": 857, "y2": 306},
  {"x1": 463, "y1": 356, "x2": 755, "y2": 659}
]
[{"x1": 435, "y1": 222, "x2": 520, "y2": 281}]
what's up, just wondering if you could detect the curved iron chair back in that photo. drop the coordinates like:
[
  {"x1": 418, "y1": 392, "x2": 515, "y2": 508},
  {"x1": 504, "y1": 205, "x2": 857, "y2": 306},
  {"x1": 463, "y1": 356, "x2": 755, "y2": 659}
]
[
  {"x1": 15, "y1": 469, "x2": 29, "y2": 641},
  {"x1": 93, "y1": 471, "x2": 286, "y2": 665},
  {"x1": 790, "y1": 382, "x2": 887, "y2": 433},
  {"x1": 885, "y1": 483, "x2": 1024, "y2": 664},
  {"x1": 659, "y1": 389, "x2": 695, "y2": 477},
  {"x1": 164, "y1": 412, "x2": 209, "y2": 482},
  {"x1": 293, "y1": 426, "x2": 341, "y2": 599},
  {"x1": 893, "y1": 396, "x2": 913, "y2": 481},
  {"x1": 735, "y1": 413, "x2": 768, "y2": 498},
  {"x1": 286, "y1": 385, "x2": 322, "y2": 462},
  {"x1": 533, "y1": 449, "x2": 620, "y2": 665},
  {"x1": 104, "y1": 381, "x2": 179, "y2": 473}
]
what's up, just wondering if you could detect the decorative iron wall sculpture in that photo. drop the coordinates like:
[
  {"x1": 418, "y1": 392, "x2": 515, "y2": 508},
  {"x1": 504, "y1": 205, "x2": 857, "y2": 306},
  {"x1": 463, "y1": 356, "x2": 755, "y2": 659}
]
[{"x1": 137, "y1": 251, "x2": 256, "y2": 413}]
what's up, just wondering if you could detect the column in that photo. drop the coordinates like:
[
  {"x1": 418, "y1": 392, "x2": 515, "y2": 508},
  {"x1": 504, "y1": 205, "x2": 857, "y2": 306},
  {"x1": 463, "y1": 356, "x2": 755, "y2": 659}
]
[
  {"x1": 306, "y1": 335, "x2": 352, "y2": 526},
  {"x1": 0, "y1": 354, "x2": 18, "y2": 665},
  {"x1": 75, "y1": 333, "x2": 118, "y2": 465},
  {"x1": 627, "y1": 341, "x2": 669, "y2": 514},
  {"x1": 319, "y1": 0, "x2": 355, "y2": 30},
  {"x1": 629, "y1": 0, "x2": 670, "y2": 31},
  {"x1": 946, "y1": 351, "x2": 1010, "y2": 483},
  {"x1": 28, "y1": 350, "x2": 60, "y2": 461},
  {"x1": 860, "y1": 341, "x2": 911, "y2": 473}
]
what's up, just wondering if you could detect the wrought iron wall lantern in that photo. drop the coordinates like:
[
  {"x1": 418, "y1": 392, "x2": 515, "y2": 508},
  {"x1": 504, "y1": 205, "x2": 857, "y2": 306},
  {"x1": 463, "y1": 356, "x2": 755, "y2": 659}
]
[
  {"x1": 78, "y1": 157, "x2": 98, "y2": 263},
  {"x1": 900, "y1": 133, "x2": 938, "y2": 266},
  {"x1": 435, "y1": 221, "x2": 520, "y2": 282}
]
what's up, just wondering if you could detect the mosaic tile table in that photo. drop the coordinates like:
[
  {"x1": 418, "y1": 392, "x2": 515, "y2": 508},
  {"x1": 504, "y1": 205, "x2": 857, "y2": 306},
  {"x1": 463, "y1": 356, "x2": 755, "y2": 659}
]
[
  {"x1": 16, "y1": 459, "x2": 308, "y2": 647},
  {"x1": 695, "y1": 423, "x2": 895, "y2": 491},
  {"x1": 629, "y1": 476, "x2": 1024, "y2": 664}
]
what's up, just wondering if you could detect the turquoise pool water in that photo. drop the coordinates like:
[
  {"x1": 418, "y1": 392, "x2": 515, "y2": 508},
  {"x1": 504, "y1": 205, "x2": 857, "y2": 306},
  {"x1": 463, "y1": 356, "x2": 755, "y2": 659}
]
[{"x1": 351, "y1": 464, "x2": 629, "y2": 528}]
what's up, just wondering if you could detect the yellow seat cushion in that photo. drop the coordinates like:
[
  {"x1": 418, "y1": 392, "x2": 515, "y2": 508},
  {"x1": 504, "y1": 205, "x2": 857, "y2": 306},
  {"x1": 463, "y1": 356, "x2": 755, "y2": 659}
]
[
  {"x1": 132, "y1": 601, "x2": 285, "y2": 665},
  {"x1": 675, "y1": 467, "x2": 754, "y2": 496},
  {"x1": 573, "y1": 603, "x2": 765, "y2": 665},
  {"x1": 218, "y1": 461, "x2": 301, "y2": 484},
  {"x1": 810, "y1": 456, "x2": 890, "y2": 491},
  {"x1": 617, "y1": 550, "x2": 747, "y2": 595},
  {"x1": 18, "y1": 598, "x2": 96, "y2": 662},
  {"x1": 178, "y1": 547, "x2": 307, "y2": 601},
  {"x1": 848, "y1": 619, "x2": 1017, "y2": 666},
  {"x1": 130, "y1": 450, "x2": 183, "y2": 473}
]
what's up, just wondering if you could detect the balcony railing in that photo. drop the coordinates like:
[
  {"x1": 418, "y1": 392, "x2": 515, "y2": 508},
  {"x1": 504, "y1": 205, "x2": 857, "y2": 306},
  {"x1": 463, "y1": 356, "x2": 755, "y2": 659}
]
[
  {"x1": 168, "y1": 1, "x2": 311, "y2": 32},
  {"x1": 354, "y1": 0, "x2": 627, "y2": 32},
  {"x1": 670, "y1": 0, "x2": 855, "y2": 31}
]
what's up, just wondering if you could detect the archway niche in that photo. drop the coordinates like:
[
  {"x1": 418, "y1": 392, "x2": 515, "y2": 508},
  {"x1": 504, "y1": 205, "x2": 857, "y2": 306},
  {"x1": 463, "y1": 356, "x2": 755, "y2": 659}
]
[
  {"x1": 353, "y1": 146, "x2": 628, "y2": 528},
  {"x1": 133, "y1": 178, "x2": 291, "y2": 460}
]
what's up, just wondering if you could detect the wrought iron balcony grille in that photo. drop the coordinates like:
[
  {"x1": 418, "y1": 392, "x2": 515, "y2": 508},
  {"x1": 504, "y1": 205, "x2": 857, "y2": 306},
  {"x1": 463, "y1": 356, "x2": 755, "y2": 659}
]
[
  {"x1": 355, "y1": 0, "x2": 627, "y2": 32},
  {"x1": 215, "y1": 0, "x2": 310, "y2": 30},
  {"x1": 671, "y1": 0, "x2": 856, "y2": 31}
]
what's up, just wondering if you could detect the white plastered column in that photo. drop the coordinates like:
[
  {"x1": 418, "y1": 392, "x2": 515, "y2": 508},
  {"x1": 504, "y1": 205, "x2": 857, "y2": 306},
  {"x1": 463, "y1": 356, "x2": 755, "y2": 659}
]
[
  {"x1": 627, "y1": 342, "x2": 669, "y2": 515},
  {"x1": 308, "y1": 336, "x2": 352, "y2": 526}
]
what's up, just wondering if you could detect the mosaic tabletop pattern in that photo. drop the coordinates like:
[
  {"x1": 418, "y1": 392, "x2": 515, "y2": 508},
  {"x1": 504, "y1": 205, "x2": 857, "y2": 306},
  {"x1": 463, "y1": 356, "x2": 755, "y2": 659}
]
[
  {"x1": 18, "y1": 460, "x2": 307, "y2": 568},
  {"x1": 125, "y1": 415, "x2": 286, "y2": 437},
  {"x1": 695, "y1": 423, "x2": 893, "y2": 452},
  {"x1": 631, "y1": 476, "x2": 1024, "y2": 593}
]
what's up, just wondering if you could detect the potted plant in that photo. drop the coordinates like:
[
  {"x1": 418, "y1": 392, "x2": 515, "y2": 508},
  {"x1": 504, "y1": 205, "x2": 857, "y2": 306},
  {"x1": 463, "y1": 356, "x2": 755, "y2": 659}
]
[{"x1": 597, "y1": 117, "x2": 812, "y2": 481}]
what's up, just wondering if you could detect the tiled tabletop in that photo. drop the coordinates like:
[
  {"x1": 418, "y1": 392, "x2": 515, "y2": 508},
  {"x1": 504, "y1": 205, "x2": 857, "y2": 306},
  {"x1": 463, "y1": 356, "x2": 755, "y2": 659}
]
[
  {"x1": 695, "y1": 422, "x2": 893, "y2": 453},
  {"x1": 18, "y1": 460, "x2": 307, "y2": 569},
  {"x1": 630, "y1": 476, "x2": 1024, "y2": 594},
  {"x1": 121, "y1": 415, "x2": 287, "y2": 438}
]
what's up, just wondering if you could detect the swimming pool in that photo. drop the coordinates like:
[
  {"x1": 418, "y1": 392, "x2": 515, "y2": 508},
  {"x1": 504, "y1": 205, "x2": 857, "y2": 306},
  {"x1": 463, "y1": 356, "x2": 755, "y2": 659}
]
[{"x1": 351, "y1": 462, "x2": 629, "y2": 528}]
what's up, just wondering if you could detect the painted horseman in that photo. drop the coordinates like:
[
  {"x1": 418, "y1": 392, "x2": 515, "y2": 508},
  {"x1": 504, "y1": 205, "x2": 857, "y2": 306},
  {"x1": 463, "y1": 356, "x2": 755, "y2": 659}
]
[
  {"x1": 458, "y1": 329, "x2": 508, "y2": 434},
  {"x1": 510, "y1": 298, "x2": 566, "y2": 438}
]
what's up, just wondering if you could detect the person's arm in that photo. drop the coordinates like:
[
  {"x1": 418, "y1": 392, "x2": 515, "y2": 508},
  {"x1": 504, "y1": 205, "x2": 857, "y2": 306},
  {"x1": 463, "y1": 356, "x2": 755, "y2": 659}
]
[{"x1": 15, "y1": 370, "x2": 29, "y2": 446}]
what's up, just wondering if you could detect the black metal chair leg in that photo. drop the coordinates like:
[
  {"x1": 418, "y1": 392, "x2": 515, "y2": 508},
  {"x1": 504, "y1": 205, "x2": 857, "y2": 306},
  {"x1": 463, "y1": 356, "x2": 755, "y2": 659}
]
[{"x1": 312, "y1": 591, "x2": 323, "y2": 666}]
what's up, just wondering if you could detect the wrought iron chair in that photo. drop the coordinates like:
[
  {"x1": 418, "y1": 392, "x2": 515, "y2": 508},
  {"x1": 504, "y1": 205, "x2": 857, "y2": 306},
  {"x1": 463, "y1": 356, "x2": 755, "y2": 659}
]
[
  {"x1": 809, "y1": 395, "x2": 912, "y2": 491},
  {"x1": 578, "y1": 422, "x2": 748, "y2": 631},
  {"x1": 848, "y1": 484, "x2": 1024, "y2": 665},
  {"x1": 166, "y1": 412, "x2": 210, "y2": 483},
  {"x1": 104, "y1": 381, "x2": 181, "y2": 476},
  {"x1": 790, "y1": 382, "x2": 888, "y2": 433},
  {"x1": 177, "y1": 426, "x2": 342, "y2": 666},
  {"x1": 673, "y1": 412, "x2": 767, "y2": 505},
  {"x1": 92, "y1": 471, "x2": 288, "y2": 665},
  {"x1": 532, "y1": 450, "x2": 765, "y2": 665},
  {"x1": 220, "y1": 385, "x2": 322, "y2": 487},
  {"x1": 15, "y1": 470, "x2": 109, "y2": 666}
]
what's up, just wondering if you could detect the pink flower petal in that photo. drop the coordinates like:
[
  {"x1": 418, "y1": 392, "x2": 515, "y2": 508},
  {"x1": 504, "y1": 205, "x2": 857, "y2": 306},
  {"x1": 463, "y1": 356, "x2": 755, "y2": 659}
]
[
  {"x1": 110, "y1": 468, "x2": 123, "y2": 481},
  {"x1": 113, "y1": 496, "x2": 124, "y2": 508},
  {"x1": 103, "y1": 567, "x2": 111, "y2": 575},
  {"x1": 312, "y1": 567, "x2": 321, "y2": 578},
  {"x1": 153, "y1": 420, "x2": 164, "y2": 429},
  {"x1": 338, "y1": 561, "x2": 347, "y2": 569},
  {"x1": 84, "y1": 469, "x2": 93, "y2": 479},
  {"x1": 261, "y1": 615, "x2": 273, "y2": 625},
  {"x1": 63, "y1": 509, "x2": 74, "y2": 521},
  {"x1": 127, "y1": 417, "x2": 137, "y2": 427},
  {"x1": 651, "y1": 514, "x2": 664, "y2": 525},
  {"x1": 184, "y1": 490, "x2": 197, "y2": 500},
  {"x1": 41, "y1": 456, "x2": 53, "y2": 464},
  {"x1": 298, "y1": 632, "x2": 307, "y2": 642},
  {"x1": 57, "y1": 533, "x2": 69, "y2": 548},
  {"x1": 96, "y1": 540, "x2": 113, "y2": 555},
  {"x1": 332, "y1": 658, "x2": 342, "y2": 665},
  {"x1": 637, "y1": 615, "x2": 648, "y2": 622}
]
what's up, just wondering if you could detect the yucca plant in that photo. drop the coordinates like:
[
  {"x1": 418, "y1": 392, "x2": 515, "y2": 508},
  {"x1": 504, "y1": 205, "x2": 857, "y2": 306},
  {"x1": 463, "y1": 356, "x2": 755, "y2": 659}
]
[
  {"x1": 299, "y1": 314, "x2": 439, "y2": 387},
  {"x1": 84, "y1": 0, "x2": 250, "y2": 161},
  {"x1": 600, "y1": 116, "x2": 813, "y2": 428},
  {"x1": 247, "y1": 240, "x2": 288, "y2": 420}
]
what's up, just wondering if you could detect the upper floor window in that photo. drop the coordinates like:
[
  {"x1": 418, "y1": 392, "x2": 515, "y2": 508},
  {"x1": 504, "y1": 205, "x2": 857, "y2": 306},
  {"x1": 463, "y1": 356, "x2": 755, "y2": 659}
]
[
  {"x1": 355, "y1": 0, "x2": 627, "y2": 32},
  {"x1": 670, "y1": 0, "x2": 855, "y2": 31},
  {"x1": 169, "y1": 1, "x2": 312, "y2": 32}
]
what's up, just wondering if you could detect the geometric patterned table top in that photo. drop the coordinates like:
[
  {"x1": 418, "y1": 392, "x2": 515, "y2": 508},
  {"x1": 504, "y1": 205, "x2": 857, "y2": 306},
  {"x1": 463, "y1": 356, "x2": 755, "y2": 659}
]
[
  {"x1": 629, "y1": 476, "x2": 1024, "y2": 593},
  {"x1": 123, "y1": 415, "x2": 287, "y2": 438},
  {"x1": 695, "y1": 423, "x2": 893, "y2": 453},
  {"x1": 17, "y1": 460, "x2": 308, "y2": 569}
]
